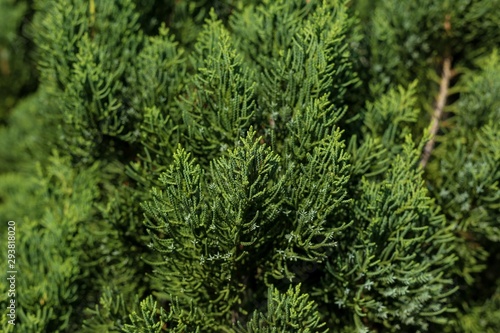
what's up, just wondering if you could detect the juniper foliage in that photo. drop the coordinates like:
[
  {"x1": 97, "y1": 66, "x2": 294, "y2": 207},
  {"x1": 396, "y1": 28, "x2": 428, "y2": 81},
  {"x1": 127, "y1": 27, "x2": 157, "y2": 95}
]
[{"x1": 0, "y1": 0, "x2": 499, "y2": 332}]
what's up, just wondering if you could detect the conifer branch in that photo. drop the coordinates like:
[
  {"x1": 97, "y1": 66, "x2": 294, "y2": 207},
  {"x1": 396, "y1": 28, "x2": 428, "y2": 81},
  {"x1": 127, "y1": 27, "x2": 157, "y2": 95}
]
[
  {"x1": 421, "y1": 14, "x2": 453, "y2": 169},
  {"x1": 8, "y1": 1, "x2": 499, "y2": 331},
  {"x1": 420, "y1": 56, "x2": 452, "y2": 169}
]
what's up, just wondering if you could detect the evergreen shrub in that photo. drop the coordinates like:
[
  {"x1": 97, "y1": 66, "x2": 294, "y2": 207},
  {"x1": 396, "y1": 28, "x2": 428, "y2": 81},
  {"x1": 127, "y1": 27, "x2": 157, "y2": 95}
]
[{"x1": 0, "y1": 0, "x2": 499, "y2": 332}]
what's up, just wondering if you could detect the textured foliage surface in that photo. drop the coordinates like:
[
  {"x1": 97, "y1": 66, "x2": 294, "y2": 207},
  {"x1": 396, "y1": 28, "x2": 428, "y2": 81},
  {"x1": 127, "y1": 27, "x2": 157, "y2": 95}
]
[{"x1": 0, "y1": 0, "x2": 499, "y2": 332}]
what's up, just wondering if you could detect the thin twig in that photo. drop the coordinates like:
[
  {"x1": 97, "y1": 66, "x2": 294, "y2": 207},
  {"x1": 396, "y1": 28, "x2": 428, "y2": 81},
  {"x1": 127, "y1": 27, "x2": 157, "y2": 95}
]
[
  {"x1": 0, "y1": 47, "x2": 10, "y2": 76},
  {"x1": 420, "y1": 56, "x2": 452, "y2": 169},
  {"x1": 89, "y1": 0, "x2": 95, "y2": 38}
]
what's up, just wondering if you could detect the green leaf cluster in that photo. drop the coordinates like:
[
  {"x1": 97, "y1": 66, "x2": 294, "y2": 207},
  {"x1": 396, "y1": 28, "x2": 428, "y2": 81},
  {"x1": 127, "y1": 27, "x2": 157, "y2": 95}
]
[{"x1": 1, "y1": 0, "x2": 499, "y2": 332}]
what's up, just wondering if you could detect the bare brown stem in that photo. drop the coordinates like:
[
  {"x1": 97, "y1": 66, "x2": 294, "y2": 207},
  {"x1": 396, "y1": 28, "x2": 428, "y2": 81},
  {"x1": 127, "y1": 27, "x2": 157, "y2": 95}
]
[{"x1": 420, "y1": 56, "x2": 452, "y2": 169}]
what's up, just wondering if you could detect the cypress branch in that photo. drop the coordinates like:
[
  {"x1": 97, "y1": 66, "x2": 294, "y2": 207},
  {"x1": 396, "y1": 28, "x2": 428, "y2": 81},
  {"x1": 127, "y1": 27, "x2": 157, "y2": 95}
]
[
  {"x1": 1, "y1": 1, "x2": 499, "y2": 332},
  {"x1": 420, "y1": 55, "x2": 453, "y2": 168}
]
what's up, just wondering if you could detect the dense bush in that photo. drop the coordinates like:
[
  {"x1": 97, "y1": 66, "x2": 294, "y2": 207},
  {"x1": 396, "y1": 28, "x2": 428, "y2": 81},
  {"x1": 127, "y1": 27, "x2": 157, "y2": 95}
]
[{"x1": 1, "y1": 0, "x2": 499, "y2": 332}]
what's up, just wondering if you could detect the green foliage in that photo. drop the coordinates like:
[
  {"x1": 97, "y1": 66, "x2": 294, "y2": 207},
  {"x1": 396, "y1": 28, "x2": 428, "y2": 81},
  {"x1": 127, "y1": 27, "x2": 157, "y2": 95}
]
[
  {"x1": 424, "y1": 50, "x2": 500, "y2": 331},
  {"x1": 455, "y1": 282, "x2": 500, "y2": 333},
  {"x1": 0, "y1": 90, "x2": 54, "y2": 173},
  {"x1": 82, "y1": 288, "x2": 134, "y2": 332},
  {"x1": 352, "y1": 0, "x2": 500, "y2": 137},
  {"x1": 122, "y1": 295, "x2": 204, "y2": 333},
  {"x1": 142, "y1": 131, "x2": 286, "y2": 329},
  {"x1": 0, "y1": 0, "x2": 26, "y2": 46},
  {"x1": 324, "y1": 137, "x2": 457, "y2": 331},
  {"x1": 430, "y1": 50, "x2": 500, "y2": 248},
  {"x1": 1, "y1": 0, "x2": 500, "y2": 332},
  {"x1": 34, "y1": 0, "x2": 143, "y2": 163},
  {"x1": 179, "y1": 12, "x2": 256, "y2": 163},
  {"x1": 0, "y1": 155, "x2": 99, "y2": 332},
  {"x1": 231, "y1": 0, "x2": 358, "y2": 139},
  {"x1": 0, "y1": 0, "x2": 34, "y2": 119},
  {"x1": 238, "y1": 284, "x2": 327, "y2": 333}
]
